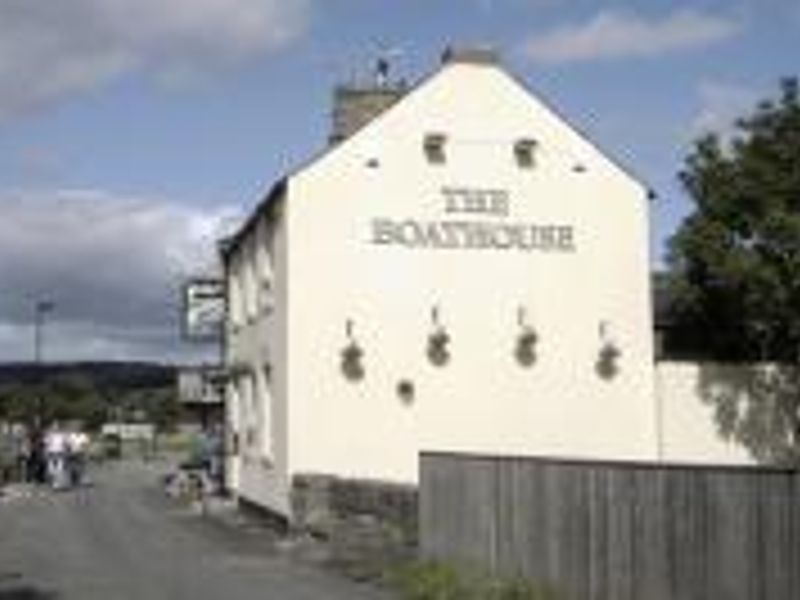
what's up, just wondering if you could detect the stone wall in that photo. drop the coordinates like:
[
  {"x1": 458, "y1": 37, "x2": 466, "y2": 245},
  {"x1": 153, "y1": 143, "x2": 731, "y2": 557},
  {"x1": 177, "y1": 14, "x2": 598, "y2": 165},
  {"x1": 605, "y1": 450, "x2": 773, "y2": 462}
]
[{"x1": 290, "y1": 474, "x2": 418, "y2": 580}]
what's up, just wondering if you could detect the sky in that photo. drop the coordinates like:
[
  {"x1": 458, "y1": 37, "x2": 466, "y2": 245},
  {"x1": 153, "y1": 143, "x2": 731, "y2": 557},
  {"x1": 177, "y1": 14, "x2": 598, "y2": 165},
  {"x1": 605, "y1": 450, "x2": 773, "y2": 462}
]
[{"x1": 0, "y1": 0, "x2": 797, "y2": 364}]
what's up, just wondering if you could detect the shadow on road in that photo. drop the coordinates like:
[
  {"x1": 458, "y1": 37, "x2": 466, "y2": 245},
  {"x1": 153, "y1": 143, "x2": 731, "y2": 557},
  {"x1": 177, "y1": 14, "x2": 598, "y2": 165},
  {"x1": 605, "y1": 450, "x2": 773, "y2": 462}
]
[
  {"x1": 0, "y1": 574, "x2": 58, "y2": 600},
  {"x1": 0, "y1": 587, "x2": 60, "y2": 600}
]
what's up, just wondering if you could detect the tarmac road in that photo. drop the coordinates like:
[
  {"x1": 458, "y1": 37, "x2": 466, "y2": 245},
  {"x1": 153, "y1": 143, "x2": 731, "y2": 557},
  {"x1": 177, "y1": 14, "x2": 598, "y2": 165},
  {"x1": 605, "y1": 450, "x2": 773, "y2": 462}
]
[{"x1": 0, "y1": 461, "x2": 388, "y2": 600}]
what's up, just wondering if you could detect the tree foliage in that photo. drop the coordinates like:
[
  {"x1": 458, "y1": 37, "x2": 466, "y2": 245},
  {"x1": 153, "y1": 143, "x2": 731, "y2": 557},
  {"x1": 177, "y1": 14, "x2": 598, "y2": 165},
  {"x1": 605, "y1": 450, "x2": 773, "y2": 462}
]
[
  {"x1": 667, "y1": 78, "x2": 800, "y2": 361},
  {"x1": 0, "y1": 368, "x2": 179, "y2": 432},
  {"x1": 0, "y1": 374, "x2": 107, "y2": 430}
]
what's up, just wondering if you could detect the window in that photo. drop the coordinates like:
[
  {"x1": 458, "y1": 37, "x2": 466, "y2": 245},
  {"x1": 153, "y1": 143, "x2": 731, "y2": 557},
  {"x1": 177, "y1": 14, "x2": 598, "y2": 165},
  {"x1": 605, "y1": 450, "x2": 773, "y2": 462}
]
[
  {"x1": 514, "y1": 138, "x2": 537, "y2": 169},
  {"x1": 242, "y1": 241, "x2": 258, "y2": 321},
  {"x1": 260, "y1": 364, "x2": 274, "y2": 461},
  {"x1": 228, "y1": 256, "x2": 244, "y2": 327},
  {"x1": 226, "y1": 379, "x2": 241, "y2": 455},
  {"x1": 238, "y1": 374, "x2": 257, "y2": 451},
  {"x1": 255, "y1": 220, "x2": 275, "y2": 313},
  {"x1": 424, "y1": 132, "x2": 447, "y2": 164}
]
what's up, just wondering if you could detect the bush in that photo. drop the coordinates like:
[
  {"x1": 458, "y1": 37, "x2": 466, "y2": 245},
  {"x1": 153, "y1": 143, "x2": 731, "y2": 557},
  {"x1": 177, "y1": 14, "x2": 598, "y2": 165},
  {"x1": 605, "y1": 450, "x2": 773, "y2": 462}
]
[
  {"x1": 390, "y1": 562, "x2": 463, "y2": 600},
  {"x1": 389, "y1": 561, "x2": 559, "y2": 600}
]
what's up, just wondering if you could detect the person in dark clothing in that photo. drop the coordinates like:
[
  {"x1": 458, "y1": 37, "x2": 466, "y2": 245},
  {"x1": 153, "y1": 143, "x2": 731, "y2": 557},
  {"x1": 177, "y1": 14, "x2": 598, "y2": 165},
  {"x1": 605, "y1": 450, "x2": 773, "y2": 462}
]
[{"x1": 27, "y1": 429, "x2": 47, "y2": 484}]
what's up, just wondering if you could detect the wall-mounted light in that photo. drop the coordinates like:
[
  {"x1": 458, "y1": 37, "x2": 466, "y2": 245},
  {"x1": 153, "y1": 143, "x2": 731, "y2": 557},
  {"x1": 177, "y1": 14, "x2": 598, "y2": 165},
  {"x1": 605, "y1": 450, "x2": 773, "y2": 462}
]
[
  {"x1": 341, "y1": 319, "x2": 365, "y2": 382},
  {"x1": 427, "y1": 305, "x2": 451, "y2": 367},
  {"x1": 424, "y1": 133, "x2": 447, "y2": 165},
  {"x1": 397, "y1": 379, "x2": 415, "y2": 405},
  {"x1": 515, "y1": 306, "x2": 539, "y2": 367},
  {"x1": 514, "y1": 138, "x2": 538, "y2": 169},
  {"x1": 596, "y1": 321, "x2": 621, "y2": 380}
]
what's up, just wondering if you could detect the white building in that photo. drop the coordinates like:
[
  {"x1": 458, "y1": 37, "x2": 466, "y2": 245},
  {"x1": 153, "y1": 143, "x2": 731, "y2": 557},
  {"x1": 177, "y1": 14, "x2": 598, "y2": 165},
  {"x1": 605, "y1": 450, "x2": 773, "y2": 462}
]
[
  {"x1": 177, "y1": 366, "x2": 225, "y2": 428},
  {"x1": 222, "y1": 48, "x2": 656, "y2": 516}
]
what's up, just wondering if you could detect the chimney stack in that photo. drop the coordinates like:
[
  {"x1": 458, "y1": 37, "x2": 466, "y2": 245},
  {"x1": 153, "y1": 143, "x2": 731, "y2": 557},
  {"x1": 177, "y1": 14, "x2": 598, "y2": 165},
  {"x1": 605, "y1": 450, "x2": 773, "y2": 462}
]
[
  {"x1": 329, "y1": 57, "x2": 407, "y2": 145},
  {"x1": 329, "y1": 84, "x2": 406, "y2": 146},
  {"x1": 441, "y1": 45, "x2": 500, "y2": 66},
  {"x1": 327, "y1": 46, "x2": 499, "y2": 146}
]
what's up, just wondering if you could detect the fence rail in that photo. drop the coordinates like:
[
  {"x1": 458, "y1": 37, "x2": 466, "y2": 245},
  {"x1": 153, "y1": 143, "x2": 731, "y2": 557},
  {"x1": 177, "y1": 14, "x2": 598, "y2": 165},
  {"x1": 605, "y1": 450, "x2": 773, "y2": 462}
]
[{"x1": 420, "y1": 452, "x2": 800, "y2": 600}]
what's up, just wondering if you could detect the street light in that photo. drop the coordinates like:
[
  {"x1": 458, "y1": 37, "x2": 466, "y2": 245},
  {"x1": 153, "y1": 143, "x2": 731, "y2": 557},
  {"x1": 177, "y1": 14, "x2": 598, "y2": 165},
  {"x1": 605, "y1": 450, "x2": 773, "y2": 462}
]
[
  {"x1": 34, "y1": 300, "x2": 55, "y2": 364},
  {"x1": 33, "y1": 300, "x2": 54, "y2": 430}
]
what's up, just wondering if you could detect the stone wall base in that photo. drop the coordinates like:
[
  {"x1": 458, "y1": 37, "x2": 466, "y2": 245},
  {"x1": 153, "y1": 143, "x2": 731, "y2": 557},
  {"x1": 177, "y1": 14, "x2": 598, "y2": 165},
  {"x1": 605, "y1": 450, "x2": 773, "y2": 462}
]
[{"x1": 290, "y1": 474, "x2": 419, "y2": 580}]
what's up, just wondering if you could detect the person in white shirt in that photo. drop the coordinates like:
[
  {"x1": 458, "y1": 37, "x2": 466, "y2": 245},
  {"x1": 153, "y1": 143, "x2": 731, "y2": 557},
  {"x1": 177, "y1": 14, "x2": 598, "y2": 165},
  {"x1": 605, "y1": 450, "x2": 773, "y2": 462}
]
[
  {"x1": 67, "y1": 430, "x2": 90, "y2": 487},
  {"x1": 44, "y1": 426, "x2": 68, "y2": 489}
]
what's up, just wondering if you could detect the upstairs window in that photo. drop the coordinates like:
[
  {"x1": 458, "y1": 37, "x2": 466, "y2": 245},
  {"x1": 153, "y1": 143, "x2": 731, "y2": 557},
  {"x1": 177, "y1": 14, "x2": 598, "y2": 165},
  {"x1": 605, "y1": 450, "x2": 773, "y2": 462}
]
[
  {"x1": 242, "y1": 242, "x2": 258, "y2": 322},
  {"x1": 228, "y1": 256, "x2": 244, "y2": 328},
  {"x1": 514, "y1": 138, "x2": 538, "y2": 169},
  {"x1": 424, "y1": 133, "x2": 447, "y2": 165},
  {"x1": 255, "y1": 219, "x2": 275, "y2": 314}
]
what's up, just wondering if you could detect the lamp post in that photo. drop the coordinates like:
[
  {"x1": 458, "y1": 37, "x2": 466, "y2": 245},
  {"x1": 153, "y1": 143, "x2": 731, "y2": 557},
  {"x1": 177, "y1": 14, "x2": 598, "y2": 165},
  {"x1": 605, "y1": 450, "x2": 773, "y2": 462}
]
[
  {"x1": 34, "y1": 300, "x2": 55, "y2": 364},
  {"x1": 33, "y1": 300, "x2": 54, "y2": 430}
]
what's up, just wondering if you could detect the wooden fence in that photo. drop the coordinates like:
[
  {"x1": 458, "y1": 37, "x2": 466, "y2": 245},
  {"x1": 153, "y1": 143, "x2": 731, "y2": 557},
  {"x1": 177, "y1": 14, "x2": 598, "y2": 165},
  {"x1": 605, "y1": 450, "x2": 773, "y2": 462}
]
[{"x1": 420, "y1": 452, "x2": 800, "y2": 600}]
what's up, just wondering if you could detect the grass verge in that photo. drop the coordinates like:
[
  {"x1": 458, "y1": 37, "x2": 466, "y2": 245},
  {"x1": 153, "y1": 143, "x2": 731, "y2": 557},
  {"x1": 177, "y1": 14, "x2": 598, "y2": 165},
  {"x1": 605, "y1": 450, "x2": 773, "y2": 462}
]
[{"x1": 386, "y1": 561, "x2": 560, "y2": 600}]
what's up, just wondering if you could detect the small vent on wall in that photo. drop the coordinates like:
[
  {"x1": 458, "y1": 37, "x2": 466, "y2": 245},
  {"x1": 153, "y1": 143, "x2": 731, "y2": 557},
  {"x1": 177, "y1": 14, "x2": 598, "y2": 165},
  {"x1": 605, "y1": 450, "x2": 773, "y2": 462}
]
[{"x1": 397, "y1": 379, "x2": 415, "y2": 405}]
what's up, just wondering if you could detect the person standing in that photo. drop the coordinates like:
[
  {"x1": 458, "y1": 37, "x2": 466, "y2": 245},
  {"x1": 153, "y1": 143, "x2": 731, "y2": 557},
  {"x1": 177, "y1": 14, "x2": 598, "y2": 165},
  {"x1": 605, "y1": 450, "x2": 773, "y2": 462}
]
[
  {"x1": 67, "y1": 429, "x2": 89, "y2": 487},
  {"x1": 28, "y1": 428, "x2": 46, "y2": 484},
  {"x1": 12, "y1": 424, "x2": 29, "y2": 483},
  {"x1": 0, "y1": 426, "x2": 13, "y2": 486},
  {"x1": 44, "y1": 425, "x2": 68, "y2": 490},
  {"x1": 207, "y1": 425, "x2": 224, "y2": 494}
]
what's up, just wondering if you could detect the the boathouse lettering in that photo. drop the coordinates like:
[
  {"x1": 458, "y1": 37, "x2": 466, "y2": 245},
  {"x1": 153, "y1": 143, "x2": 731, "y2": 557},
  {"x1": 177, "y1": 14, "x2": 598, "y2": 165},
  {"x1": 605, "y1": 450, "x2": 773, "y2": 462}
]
[{"x1": 370, "y1": 187, "x2": 576, "y2": 252}]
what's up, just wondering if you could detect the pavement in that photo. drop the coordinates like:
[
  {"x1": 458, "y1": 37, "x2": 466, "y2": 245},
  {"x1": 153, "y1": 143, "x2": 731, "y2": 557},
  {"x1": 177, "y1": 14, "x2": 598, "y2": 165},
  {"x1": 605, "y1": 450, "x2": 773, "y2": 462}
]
[{"x1": 0, "y1": 461, "x2": 391, "y2": 600}]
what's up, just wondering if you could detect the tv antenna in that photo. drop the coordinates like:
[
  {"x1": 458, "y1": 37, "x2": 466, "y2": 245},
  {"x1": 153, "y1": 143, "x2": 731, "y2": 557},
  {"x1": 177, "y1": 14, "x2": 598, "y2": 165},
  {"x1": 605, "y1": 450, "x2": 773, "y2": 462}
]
[{"x1": 373, "y1": 45, "x2": 405, "y2": 87}]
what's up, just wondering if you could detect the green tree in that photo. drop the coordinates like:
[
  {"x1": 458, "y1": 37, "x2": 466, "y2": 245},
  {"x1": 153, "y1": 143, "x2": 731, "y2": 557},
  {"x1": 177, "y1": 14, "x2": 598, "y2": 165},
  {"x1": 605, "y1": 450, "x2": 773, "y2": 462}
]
[
  {"x1": 145, "y1": 388, "x2": 183, "y2": 433},
  {"x1": 667, "y1": 78, "x2": 800, "y2": 463},
  {"x1": 0, "y1": 374, "x2": 108, "y2": 430},
  {"x1": 50, "y1": 373, "x2": 107, "y2": 431},
  {"x1": 0, "y1": 384, "x2": 34, "y2": 424},
  {"x1": 667, "y1": 78, "x2": 800, "y2": 361}
]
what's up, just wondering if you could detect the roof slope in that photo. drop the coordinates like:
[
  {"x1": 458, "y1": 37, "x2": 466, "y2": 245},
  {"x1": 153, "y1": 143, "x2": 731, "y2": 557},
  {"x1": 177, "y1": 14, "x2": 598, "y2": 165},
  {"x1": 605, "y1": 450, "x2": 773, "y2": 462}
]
[{"x1": 224, "y1": 47, "x2": 648, "y2": 256}]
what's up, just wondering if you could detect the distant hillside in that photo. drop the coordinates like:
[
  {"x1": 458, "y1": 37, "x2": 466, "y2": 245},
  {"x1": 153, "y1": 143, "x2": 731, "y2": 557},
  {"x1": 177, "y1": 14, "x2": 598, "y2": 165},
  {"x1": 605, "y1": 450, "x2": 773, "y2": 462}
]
[
  {"x1": 0, "y1": 362, "x2": 175, "y2": 391},
  {"x1": 0, "y1": 362, "x2": 181, "y2": 429}
]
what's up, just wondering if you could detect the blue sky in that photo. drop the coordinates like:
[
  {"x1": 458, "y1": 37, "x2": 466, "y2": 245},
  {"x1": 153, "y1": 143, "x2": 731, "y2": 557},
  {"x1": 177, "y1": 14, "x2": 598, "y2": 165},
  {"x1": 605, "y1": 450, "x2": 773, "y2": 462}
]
[{"x1": 0, "y1": 0, "x2": 797, "y2": 362}]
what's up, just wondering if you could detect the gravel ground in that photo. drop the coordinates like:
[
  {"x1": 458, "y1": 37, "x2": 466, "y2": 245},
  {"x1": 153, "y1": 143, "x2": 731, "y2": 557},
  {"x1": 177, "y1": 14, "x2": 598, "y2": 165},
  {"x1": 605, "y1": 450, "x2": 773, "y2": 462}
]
[{"x1": 0, "y1": 461, "x2": 390, "y2": 600}]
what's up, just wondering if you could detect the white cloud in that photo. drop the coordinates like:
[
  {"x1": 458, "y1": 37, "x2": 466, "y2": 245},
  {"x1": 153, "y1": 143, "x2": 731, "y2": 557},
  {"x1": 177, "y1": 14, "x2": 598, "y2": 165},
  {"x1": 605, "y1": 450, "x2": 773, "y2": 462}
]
[
  {"x1": 523, "y1": 9, "x2": 742, "y2": 64},
  {"x1": 477, "y1": 0, "x2": 558, "y2": 13},
  {"x1": 690, "y1": 81, "x2": 760, "y2": 141},
  {"x1": 0, "y1": 0, "x2": 309, "y2": 120},
  {"x1": 0, "y1": 188, "x2": 242, "y2": 362}
]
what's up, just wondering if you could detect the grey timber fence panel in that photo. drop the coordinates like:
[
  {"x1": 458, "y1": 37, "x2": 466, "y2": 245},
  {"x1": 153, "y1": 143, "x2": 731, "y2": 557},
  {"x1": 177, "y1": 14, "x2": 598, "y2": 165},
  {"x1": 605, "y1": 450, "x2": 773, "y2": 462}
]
[{"x1": 420, "y1": 453, "x2": 800, "y2": 600}]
